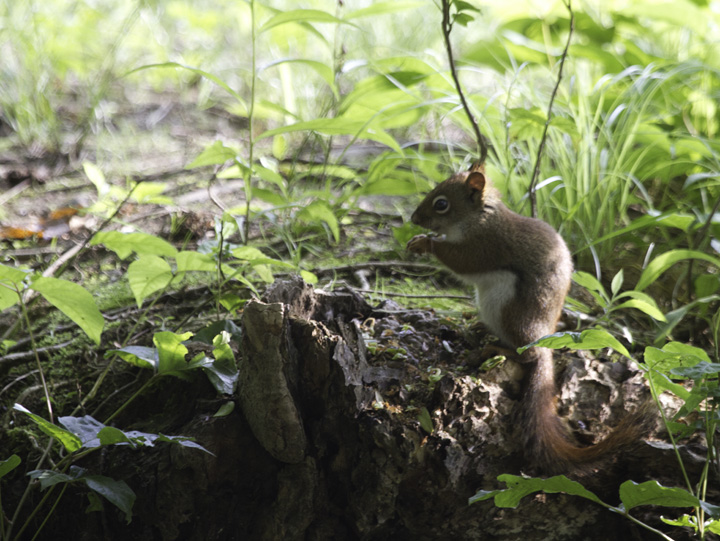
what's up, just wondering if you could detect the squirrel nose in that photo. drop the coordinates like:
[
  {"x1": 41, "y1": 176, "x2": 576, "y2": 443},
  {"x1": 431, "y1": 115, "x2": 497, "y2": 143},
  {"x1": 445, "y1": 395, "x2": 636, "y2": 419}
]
[{"x1": 411, "y1": 212, "x2": 419, "y2": 225}]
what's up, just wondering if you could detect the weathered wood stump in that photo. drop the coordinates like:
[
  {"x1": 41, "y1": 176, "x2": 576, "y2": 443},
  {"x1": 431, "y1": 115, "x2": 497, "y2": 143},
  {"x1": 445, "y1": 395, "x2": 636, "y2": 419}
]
[{"x1": 39, "y1": 277, "x2": 710, "y2": 540}]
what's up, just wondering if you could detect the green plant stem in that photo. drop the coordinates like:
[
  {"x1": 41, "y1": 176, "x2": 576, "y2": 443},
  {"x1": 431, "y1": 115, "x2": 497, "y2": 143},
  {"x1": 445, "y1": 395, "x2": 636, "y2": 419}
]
[
  {"x1": 29, "y1": 483, "x2": 68, "y2": 541},
  {"x1": 644, "y1": 367, "x2": 694, "y2": 494},
  {"x1": 607, "y1": 506, "x2": 675, "y2": 541},
  {"x1": 528, "y1": 0, "x2": 574, "y2": 219},
  {"x1": 243, "y1": 0, "x2": 258, "y2": 243},
  {"x1": 16, "y1": 289, "x2": 53, "y2": 424},
  {"x1": 440, "y1": 0, "x2": 488, "y2": 164}
]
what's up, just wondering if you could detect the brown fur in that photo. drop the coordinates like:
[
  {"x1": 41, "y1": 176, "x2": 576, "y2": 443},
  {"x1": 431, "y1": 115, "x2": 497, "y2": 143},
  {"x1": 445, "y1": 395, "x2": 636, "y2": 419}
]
[{"x1": 408, "y1": 164, "x2": 652, "y2": 474}]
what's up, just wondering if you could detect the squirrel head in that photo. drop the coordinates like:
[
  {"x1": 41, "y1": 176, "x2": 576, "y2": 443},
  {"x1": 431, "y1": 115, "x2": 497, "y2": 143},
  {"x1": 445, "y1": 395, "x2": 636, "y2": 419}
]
[{"x1": 411, "y1": 162, "x2": 499, "y2": 241}]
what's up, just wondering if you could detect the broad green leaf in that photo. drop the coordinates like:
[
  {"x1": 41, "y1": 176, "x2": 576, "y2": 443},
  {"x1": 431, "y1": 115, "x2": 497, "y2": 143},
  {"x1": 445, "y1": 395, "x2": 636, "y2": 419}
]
[
  {"x1": 670, "y1": 361, "x2": 720, "y2": 379},
  {"x1": 154, "y1": 331, "x2": 193, "y2": 378},
  {"x1": 232, "y1": 246, "x2": 266, "y2": 261},
  {"x1": 470, "y1": 474, "x2": 602, "y2": 507},
  {"x1": 300, "y1": 270, "x2": 318, "y2": 285},
  {"x1": 193, "y1": 319, "x2": 243, "y2": 345},
  {"x1": 636, "y1": 250, "x2": 720, "y2": 291},
  {"x1": 297, "y1": 200, "x2": 340, "y2": 243},
  {"x1": 662, "y1": 342, "x2": 711, "y2": 362},
  {"x1": 14, "y1": 404, "x2": 82, "y2": 452},
  {"x1": 127, "y1": 255, "x2": 173, "y2": 307},
  {"x1": 0, "y1": 263, "x2": 28, "y2": 310},
  {"x1": 31, "y1": 277, "x2": 104, "y2": 345},
  {"x1": 91, "y1": 231, "x2": 178, "y2": 260},
  {"x1": 186, "y1": 140, "x2": 237, "y2": 169},
  {"x1": 518, "y1": 329, "x2": 630, "y2": 358},
  {"x1": 260, "y1": 9, "x2": 349, "y2": 33},
  {"x1": 0, "y1": 455, "x2": 21, "y2": 478},
  {"x1": 175, "y1": 251, "x2": 216, "y2": 273},
  {"x1": 59, "y1": 415, "x2": 106, "y2": 448},
  {"x1": 418, "y1": 407, "x2": 433, "y2": 434},
  {"x1": 98, "y1": 426, "x2": 132, "y2": 446},
  {"x1": 572, "y1": 271, "x2": 605, "y2": 294},
  {"x1": 214, "y1": 402, "x2": 235, "y2": 417},
  {"x1": 619, "y1": 480, "x2": 700, "y2": 512},
  {"x1": 28, "y1": 469, "x2": 75, "y2": 490},
  {"x1": 83, "y1": 473, "x2": 136, "y2": 523},
  {"x1": 130, "y1": 182, "x2": 172, "y2": 205},
  {"x1": 108, "y1": 345, "x2": 158, "y2": 370}
]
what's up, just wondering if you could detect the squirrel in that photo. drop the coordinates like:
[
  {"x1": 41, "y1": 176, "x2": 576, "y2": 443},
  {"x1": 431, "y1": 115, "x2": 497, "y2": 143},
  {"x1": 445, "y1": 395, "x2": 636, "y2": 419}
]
[{"x1": 407, "y1": 162, "x2": 651, "y2": 474}]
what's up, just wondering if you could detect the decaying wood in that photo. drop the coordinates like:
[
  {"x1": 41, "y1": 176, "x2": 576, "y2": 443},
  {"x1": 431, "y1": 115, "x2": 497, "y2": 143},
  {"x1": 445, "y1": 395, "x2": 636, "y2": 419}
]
[{"x1": 34, "y1": 277, "x2": 712, "y2": 540}]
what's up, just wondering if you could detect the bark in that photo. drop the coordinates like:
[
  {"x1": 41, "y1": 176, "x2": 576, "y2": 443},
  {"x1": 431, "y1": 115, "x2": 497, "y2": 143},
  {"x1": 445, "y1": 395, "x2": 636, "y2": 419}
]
[{"x1": 35, "y1": 277, "x2": 712, "y2": 540}]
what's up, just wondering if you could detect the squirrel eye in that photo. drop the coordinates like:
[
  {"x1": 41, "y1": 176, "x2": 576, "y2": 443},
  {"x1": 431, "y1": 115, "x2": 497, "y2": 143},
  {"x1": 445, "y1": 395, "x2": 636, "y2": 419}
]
[{"x1": 432, "y1": 196, "x2": 449, "y2": 214}]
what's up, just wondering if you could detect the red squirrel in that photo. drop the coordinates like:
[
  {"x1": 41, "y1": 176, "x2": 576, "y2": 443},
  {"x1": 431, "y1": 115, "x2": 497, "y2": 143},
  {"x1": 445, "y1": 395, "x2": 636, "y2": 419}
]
[{"x1": 407, "y1": 162, "x2": 649, "y2": 474}]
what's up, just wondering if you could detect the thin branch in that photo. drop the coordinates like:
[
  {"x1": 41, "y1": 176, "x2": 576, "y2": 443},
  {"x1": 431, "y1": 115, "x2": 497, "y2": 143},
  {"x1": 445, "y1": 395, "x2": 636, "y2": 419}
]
[
  {"x1": 441, "y1": 0, "x2": 489, "y2": 165},
  {"x1": 528, "y1": 0, "x2": 574, "y2": 218}
]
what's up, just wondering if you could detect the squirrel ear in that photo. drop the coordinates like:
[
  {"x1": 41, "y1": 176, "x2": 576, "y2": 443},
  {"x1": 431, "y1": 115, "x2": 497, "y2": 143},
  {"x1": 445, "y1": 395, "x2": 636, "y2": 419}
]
[
  {"x1": 466, "y1": 171, "x2": 486, "y2": 197},
  {"x1": 468, "y1": 161, "x2": 485, "y2": 174}
]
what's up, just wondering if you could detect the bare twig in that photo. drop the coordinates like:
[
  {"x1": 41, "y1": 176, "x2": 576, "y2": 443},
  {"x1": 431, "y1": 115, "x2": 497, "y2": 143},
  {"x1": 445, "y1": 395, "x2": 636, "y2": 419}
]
[
  {"x1": 440, "y1": 0, "x2": 489, "y2": 165},
  {"x1": 528, "y1": 0, "x2": 574, "y2": 218}
]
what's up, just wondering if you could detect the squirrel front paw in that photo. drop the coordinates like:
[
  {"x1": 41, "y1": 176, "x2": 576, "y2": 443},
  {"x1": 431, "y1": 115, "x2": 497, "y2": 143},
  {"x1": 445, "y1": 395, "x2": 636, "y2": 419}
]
[{"x1": 406, "y1": 234, "x2": 433, "y2": 254}]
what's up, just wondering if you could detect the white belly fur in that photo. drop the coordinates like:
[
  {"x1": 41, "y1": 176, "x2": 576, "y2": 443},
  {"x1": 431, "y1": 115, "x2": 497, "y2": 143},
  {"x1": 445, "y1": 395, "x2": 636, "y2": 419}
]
[{"x1": 461, "y1": 271, "x2": 517, "y2": 343}]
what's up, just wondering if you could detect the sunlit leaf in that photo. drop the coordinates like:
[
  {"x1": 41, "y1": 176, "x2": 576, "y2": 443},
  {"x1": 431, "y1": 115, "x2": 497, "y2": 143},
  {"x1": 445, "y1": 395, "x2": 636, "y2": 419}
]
[
  {"x1": 470, "y1": 475, "x2": 603, "y2": 507},
  {"x1": 31, "y1": 277, "x2": 104, "y2": 345},
  {"x1": 91, "y1": 231, "x2": 178, "y2": 260},
  {"x1": 518, "y1": 328, "x2": 630, "y2": 358},
  {"x1": 14, "y1": 404, "x2": 82, "y2": 452},
  {"x1": 127, "y1": 255, "x2": 173, "y2": 307},
  {"x1": 636, "y1": 250, "x2": 720, "y2": 291}
]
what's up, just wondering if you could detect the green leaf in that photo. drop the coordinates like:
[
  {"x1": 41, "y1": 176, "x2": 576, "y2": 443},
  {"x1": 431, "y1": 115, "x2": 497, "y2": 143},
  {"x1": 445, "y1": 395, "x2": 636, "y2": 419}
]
[
  {"x1": 470, "y1": 474, "x2": 603, "y2": 507},
  {"x1": 0, "y1": 263, "x2": 28, "y2": 310},
  {"x1": 186, "y1": 140, "x2": 237, "y2": 169},
  {"x1": 297, "y1": 200, "x2": 340, "y2": 243},
  {"x1": 127, "y1": 255, "x2": 173, "y2": 307},
  {"x1": 28, "y1": 469, "x2": 75, "y2": 490},
  {"x1": 108, "y1": 345, "x2": 158, "y2": 370},
  {"x1": 75, "y1": 467, "x2": 136, "y2": 524},
  {"x1": 213, "y1": 402, "x2": 235, "y2": 417},
  {"x1": 418, "y1": 407, "x2": 433, "y2": 434},
  {"x1": 98, "y1": 426, "x2": 133, "y2": 446},
  {"x1": 175, "y1": 251, "x2": 216, "y2": 273},
  {"x1": 572, "y1": 271, "x2": 605, "y2": 294},
  {"x1": 31, "y1": 277, "x2": 104, "y2": 345},
  {"x1": 91, "y1": 231, "x2": 178, "y2": 260},
  {"x1": 518, "y1": 328, "x2": 630, "y2": 358},
  {"x1": 58, "y1": 415, "x2": 107, "y2": 448},
  {"x1": 0, "y1": 455, "x2": 21, "y2": 479},
  {"x1": 260, "y1": 9, "x2": 350, "y2": 33},
  {"x1": 636, "y1": 250, "x2": 720, "y2": 291},
  {"x1": 610, "y1": 269, "x2": 624, "y2": 296},
  {"x1": 670, "y1": 361, "x2": 720, "y2": 380},
  {"x1": 154, "y1": 331, "x2": 193, "y2": 378},
  {"x1": 612, "y1": 299, "x2": 667, "y2": 322},
  {"x1": 14, "y1": 404, "x2": 82, "y2": 452},
  {"x1": 619, "y1": 480, "x2": 700, "y2": 512}
]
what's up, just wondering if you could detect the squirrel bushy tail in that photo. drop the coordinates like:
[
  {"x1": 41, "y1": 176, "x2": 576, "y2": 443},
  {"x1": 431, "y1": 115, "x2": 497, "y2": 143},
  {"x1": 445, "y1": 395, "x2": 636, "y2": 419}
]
[{"x1": 522, "y1": 348, "x2": 654, "y2": 475}]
